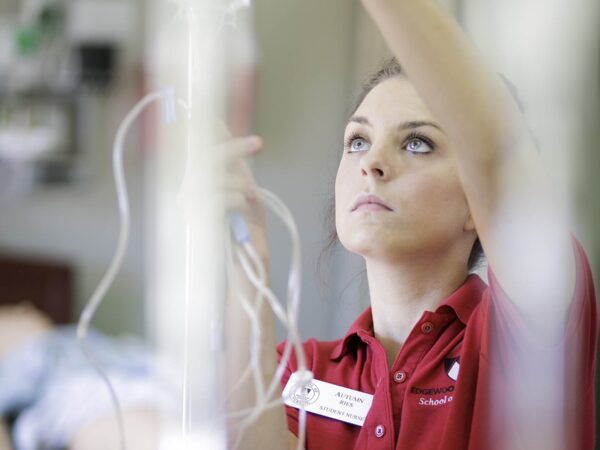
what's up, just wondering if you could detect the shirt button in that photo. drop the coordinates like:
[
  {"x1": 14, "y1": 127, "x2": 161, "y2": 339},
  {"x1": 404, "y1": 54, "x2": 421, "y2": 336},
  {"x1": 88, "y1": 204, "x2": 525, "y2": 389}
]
[
  {"x1": 393, "y1": 371, "x2": 407, "y2": 384},
  {"x1": 375, "y1": 424, "x2": 386, "y2": 438},
  {"x1": 421, "y1": 321, "x2": 434, "y2": 334}
]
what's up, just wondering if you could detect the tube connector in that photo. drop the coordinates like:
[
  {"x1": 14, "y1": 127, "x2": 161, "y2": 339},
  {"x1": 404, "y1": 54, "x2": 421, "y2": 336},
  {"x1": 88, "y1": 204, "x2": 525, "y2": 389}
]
[
  {"x1": 162, "y1": 86, "x2": 177, "y2": 124},
  {"x1": 293, "y1": 370, "x2": 314, "y2": 386},
  {"x1": 230, "y1": 212, "x2": 250, "y2": 244}
]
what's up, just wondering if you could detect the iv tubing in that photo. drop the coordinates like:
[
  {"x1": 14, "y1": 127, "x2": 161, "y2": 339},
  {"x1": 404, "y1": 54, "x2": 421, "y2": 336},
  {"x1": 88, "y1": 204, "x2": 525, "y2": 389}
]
[
  {"x1": 254, "y1": 189, "x2": 309, "y2": 450},
  {"x1": 227, "y1": 188, "x2": 309, "y2": 450},
  {"x1": 77, "y1": 90, "x2": 169, "y2": 450},
  {"x1": 76, "y1": 86, "x2": 309, "y2": 450},
  {"x1": 222, "y1": 236, "x2": 267, "y2": 406}
]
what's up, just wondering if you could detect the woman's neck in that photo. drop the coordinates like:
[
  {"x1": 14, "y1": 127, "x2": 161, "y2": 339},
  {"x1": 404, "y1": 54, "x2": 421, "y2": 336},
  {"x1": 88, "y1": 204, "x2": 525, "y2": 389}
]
[{"x1": 366, "y1": 254, "x2": 468, "y2": 368}]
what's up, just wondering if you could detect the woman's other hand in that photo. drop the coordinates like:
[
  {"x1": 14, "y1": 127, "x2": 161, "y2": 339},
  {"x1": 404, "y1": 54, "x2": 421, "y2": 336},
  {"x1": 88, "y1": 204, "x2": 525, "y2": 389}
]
[
  {"x1": 221, "y1": 135, "x2": 269, "y2": 264},
  {"x1": 177, "y1": 134, "x2": 269, "y2": 265}
]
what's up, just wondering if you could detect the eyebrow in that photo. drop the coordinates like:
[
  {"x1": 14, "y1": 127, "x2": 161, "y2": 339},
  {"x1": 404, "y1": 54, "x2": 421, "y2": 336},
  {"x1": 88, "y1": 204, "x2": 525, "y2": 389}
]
[{"x1": 348, "y1": 116, "x2": 443, "y2": 132}]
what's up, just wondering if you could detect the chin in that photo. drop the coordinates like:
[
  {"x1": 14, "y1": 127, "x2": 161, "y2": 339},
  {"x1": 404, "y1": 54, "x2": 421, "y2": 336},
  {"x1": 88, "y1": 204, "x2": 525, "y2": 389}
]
[
  {"x1": 339, "y1": 231, "x2": 396, "y2": 258},
  {"x1": 340, "y1": 224, "x2": 426, "y2": 260}
]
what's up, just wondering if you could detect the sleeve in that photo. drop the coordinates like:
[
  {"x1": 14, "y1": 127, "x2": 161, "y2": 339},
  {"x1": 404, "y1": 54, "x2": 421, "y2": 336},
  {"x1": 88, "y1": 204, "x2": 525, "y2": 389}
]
[
  {"x1": 484, "y1": 236, "x2": 598, "y2": 448},
  {"x1": 486, "y1": 236, "x2": 597, "y2": 360}
]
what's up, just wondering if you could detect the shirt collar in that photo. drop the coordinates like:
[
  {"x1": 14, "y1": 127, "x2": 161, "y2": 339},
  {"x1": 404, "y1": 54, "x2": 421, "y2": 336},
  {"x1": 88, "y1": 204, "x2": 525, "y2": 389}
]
[
  {"x1": 436, "y1": 274, "x2": 487, "y2": 324},
  {"x1": 329, "y1": 274, "x2": 487, "y2": 361},
  {"x1": 330, "y1": 306, "x2": 374, "y2": 361}
]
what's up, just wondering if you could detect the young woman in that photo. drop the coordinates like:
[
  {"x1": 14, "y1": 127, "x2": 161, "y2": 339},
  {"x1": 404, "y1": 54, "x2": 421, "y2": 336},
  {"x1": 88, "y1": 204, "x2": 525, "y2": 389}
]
[{"x1": 223, "y1": 0, "x2": 597, "y2": 449}]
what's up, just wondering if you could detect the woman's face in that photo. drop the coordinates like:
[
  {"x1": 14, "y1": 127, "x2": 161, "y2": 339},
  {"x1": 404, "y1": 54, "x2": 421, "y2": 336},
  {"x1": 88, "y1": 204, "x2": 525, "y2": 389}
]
[{"x1": 335, "y1": 76, "x2": 475, "y2": 263}]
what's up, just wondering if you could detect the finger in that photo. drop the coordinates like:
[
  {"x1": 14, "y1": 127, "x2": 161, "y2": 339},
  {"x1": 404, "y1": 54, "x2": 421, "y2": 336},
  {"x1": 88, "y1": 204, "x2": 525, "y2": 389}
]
[
  {"x1": 219, "y1": 178, "x2": 257, "y2": 200},
  {"x1": 212, "y1": 163, "x2": 255, "y2": 194},
  {"x1": 218, "y1": 135, "x2": 263, "y2": 164},
  {"x1": 223, "y1": 192, "x2": 252, "y2": 214},
  {"x1": 224, "y1": 157, "x2": 254, "y2": 179}
]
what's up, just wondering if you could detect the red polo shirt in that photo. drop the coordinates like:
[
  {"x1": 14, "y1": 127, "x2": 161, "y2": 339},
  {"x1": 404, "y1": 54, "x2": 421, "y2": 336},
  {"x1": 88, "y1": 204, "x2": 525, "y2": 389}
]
[{"x1": 277, "y1": 239, "x2": 597, "y2": 449}]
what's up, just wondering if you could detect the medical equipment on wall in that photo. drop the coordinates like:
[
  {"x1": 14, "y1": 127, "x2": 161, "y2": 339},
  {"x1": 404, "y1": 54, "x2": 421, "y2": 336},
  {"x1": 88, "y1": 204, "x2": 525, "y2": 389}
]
[
  {"x1": 0, "y1": 0, "x2": 137, "y2": 193},
  {"x1": 77, "y1": 1, "x2": 310, "y2": 450},
  {"x1": 0, "y1": 93, "x2": 77, "y2": 191}
]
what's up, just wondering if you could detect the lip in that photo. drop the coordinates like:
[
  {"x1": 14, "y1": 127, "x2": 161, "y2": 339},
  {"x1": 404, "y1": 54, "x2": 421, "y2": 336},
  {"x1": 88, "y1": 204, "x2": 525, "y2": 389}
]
[{"x1": 351, "y1": 194, "x2": 394, "y2": 212}]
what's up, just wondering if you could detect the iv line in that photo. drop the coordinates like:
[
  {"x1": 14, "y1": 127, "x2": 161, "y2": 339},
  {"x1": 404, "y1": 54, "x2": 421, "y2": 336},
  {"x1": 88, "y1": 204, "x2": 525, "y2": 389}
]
[
  {"x1": 76, "y1": 89, "x2": 175, "y2": 450},
  {"x1": 77, "y1": 87, "x2": 309, "y2": 450},
  {"x1": 227, "y1": 189, "x2": 310, "y2": 450}
]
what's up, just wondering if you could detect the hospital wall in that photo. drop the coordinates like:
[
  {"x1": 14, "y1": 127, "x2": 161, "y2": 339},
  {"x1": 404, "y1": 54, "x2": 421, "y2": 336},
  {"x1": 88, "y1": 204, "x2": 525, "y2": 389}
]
[{"x1": 0, "y1": 0, "x2": 371, "y2": 340}]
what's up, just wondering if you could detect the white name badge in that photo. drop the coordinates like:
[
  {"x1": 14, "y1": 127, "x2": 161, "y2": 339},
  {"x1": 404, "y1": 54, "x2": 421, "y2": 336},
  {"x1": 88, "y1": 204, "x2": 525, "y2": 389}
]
[{"x1": 282, "y1": 372, "x2": 374, "y2": 426}]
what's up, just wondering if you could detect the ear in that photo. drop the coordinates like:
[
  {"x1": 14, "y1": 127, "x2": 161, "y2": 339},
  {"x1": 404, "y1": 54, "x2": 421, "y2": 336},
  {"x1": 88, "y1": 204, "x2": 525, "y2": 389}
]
[{"x1": 463, "y1": 212, "x2": 476, "y2": 232}]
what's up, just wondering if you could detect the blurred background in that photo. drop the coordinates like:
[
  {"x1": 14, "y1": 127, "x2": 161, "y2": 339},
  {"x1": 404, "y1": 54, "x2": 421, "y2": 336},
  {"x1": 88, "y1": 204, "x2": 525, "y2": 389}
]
[{"x1": 0, "y1": 0, "x2": 598, "y2": 447}]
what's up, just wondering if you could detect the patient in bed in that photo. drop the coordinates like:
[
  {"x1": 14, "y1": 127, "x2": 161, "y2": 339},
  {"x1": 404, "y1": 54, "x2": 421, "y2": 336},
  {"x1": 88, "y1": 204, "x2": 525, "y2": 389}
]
[{"x1": 0, "y1": 303, "x2": 166, "y2": 450}]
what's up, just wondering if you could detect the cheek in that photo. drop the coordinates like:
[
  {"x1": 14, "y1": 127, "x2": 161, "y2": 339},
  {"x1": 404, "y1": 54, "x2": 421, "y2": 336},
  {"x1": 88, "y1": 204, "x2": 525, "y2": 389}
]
[
  {"x1": 432, "y1": 180, "x2": 469, "y2": 231},
  {"x1": 334, "y1": 161, "x2": 357, "y2": 241},
  {"x1": 334, "y1": 169, "x2": 345, "y2": 231},
  {"x1": 409, "y1": 173, "x2": 469, "y2": 227},
  {"x1": 422, "y1": 177, "x2": 463, "y2": 204},
  {"x1": 334, "y1": 161, "x2": 351, "y2": 209}
]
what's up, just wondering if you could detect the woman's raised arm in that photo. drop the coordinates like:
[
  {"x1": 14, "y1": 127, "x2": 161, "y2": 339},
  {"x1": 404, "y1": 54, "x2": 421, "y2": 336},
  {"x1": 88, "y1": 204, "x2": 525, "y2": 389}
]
[{"x1": 361, "y1": 0, "x2": 575, "y2": 334}]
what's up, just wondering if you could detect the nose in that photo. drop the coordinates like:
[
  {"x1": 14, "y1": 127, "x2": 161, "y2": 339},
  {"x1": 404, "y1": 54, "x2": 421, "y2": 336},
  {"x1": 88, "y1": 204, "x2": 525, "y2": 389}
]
[{"x1": 360, "y1": 144, "x2": 392, "y2": 181}]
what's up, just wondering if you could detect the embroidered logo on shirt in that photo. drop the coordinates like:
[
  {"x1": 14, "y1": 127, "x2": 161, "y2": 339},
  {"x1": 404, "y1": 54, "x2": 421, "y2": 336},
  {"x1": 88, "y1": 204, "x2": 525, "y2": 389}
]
[
  {"x1": 411, "y1": 385, "x2": 455, "y2": 407},
  {"x1": 409, "y1": 358, "x2": 460, "y2": 407},
  {"x1": 444, "y1": 357, "x2": 460, "y2": 381}
]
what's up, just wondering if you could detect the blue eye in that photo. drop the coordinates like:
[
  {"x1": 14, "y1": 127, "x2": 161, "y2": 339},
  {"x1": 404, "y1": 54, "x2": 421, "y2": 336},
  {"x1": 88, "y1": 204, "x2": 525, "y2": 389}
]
[
  {"x1": 351, "y1": 138, "x2": 369, "y2": 152},
  {"x1": 405, "y1": 137, "x2": 434, "y2": 154},
  {"x1": 347, "y1": 136, "x2": 371, "y2": 153}
]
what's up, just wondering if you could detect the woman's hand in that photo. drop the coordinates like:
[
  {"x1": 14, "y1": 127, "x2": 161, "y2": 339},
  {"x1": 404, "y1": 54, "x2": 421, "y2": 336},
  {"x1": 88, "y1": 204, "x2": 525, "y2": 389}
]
[
  {"x1": 221, "y1": 135, "x2": 269, "y2": 265},
  {"x1": 177, "y1": 133, "x2": 269, "y2": 265},
  {"x1": 218, "y1": 135, "x2": 290, "y2": 449}
]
